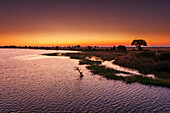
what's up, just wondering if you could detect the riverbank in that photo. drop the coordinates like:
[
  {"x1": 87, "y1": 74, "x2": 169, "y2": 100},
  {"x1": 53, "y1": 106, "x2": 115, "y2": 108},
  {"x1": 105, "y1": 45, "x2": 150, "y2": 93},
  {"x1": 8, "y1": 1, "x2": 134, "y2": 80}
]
[{"x1": 42, "y1": 50, "x2": 170, "y2": 88}]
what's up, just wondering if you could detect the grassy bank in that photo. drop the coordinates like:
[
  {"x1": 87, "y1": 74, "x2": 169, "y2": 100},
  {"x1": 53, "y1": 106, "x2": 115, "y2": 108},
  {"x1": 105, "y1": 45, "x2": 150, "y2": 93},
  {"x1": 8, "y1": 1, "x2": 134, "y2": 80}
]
[
  {"x1": 114, "y1": 50, "x2": 170, "y2": 79},
  {"x1": 42, "y1": 51, "x2": 170, "y2": 88},
  {"x1": 87, "y1": 65, "x2": 170, "y2": 87}
]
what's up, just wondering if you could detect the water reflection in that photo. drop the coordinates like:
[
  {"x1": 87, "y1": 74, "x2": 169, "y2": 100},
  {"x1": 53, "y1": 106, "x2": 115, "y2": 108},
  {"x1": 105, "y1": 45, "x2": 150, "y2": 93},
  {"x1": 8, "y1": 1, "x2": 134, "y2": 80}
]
[
  {"x1": 14, "y1": 50, "x2": 79, "y2": 60},
  {"x1": 15, "y1": 54, "x2": 70, "y2": 60},
  {"x1": 0, "y1": 49, "x2": 169, "y2": 112}
]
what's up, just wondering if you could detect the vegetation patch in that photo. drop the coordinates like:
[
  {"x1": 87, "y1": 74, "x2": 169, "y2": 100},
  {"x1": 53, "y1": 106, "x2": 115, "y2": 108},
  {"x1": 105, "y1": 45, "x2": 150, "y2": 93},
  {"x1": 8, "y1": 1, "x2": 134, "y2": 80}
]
[
  {"x1": 114, "y1": 50, "x2": 170, "y2": 79},
  {"x1": 159, "y1": 52, "x2": 170, "y2": 61},
  {"x1": 42, "y1": 53, "x2": 60, "y2": 56},
  {"x1": 42, "y1": 51, "x2": 170, "y2": 88},
  {"x1": 86, "y1": 64, "x2": 170, "y2": 88},
  {"x1": 79, "y1": 59, "x2": 101, "y2": 65}
]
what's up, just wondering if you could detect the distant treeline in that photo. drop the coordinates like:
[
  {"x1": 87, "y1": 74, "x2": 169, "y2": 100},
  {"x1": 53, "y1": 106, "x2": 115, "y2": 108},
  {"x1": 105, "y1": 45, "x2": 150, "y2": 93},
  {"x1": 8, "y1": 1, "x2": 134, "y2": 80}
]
[
  {"x1": 0, "y1": 45, "x2": 128, "y2": 51},
  {"x1": 0, "y1": 45, "x2": 56, "y2": 50}
]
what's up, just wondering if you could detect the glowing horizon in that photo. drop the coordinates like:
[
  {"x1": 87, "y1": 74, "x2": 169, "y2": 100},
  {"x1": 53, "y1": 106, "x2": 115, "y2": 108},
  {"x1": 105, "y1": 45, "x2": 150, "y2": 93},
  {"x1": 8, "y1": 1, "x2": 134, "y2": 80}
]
[{"x1": 0, "y1": 0, "x2": 170, "y2": 46}]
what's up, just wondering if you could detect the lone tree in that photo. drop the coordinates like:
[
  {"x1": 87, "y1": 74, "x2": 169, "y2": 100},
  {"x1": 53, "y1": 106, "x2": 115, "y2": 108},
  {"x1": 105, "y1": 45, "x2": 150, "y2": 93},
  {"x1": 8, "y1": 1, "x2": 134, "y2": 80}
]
[{"x1": 131, "y1": 39, "x2": 147, "y2": 51}]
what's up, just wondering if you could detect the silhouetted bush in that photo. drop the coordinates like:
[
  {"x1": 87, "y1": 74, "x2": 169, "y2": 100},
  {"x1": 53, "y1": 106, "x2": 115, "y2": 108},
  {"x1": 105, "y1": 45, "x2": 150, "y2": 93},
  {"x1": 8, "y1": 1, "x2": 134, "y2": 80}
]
[
  {"x1": 117, "y1": 45, "x2": 126, "y2": 52},
  {"x1": 88, "y1": 46, "x2": 92, "y2": 50},
  {"x1": 111, "y1": 46, "x2": 116, "y2": 51},
  {"x1": 56, "y1": 46, "x2": 59, "y2": 50},
  {"x1": 75, "y1": 45, "x2": 80, "y2": 48}
]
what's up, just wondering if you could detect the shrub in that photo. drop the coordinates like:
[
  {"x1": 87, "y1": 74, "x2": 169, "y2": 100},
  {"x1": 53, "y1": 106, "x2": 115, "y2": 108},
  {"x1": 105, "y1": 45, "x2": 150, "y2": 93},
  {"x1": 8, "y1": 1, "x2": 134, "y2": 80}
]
[
  {"x1": 160, "y1": 52, "x2": 170, "y2": 61},
  {"x1": 111, "y1": 46, "x2": 116, "y2": 51},
  {"x1": 117, "y1": 45, "x2": 126, "y2": 52}
]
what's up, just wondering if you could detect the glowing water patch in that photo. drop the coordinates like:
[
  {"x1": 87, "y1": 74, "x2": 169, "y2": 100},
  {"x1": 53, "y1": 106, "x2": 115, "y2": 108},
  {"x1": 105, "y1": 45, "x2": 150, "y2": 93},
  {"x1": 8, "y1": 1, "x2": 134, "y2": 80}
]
[
  {"x1": 87, "y1": 56, "x2": 155, "y2": 79},
  {"x1": 14, "y1": 54, "x2": 70, "y2": 60}
]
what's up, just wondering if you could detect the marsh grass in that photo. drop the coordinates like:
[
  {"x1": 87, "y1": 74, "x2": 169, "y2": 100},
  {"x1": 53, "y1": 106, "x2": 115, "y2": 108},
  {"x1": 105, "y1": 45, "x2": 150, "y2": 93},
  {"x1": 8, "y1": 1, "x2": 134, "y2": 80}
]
[
  {"x1": 42, "y1": 52, "x2": 170, "y2": 88},
  {"x1": 114, "y1": 51, "x2": 170, "y2": 79},
  {"x1": 86, "y1": 64, "x2": 170, "y2": 88}
]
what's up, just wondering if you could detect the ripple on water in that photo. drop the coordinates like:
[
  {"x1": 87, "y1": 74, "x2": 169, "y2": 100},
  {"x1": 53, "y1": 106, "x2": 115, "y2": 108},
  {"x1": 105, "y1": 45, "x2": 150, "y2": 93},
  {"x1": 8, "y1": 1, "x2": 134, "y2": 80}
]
[{"x1": 0, "y1": 49, "x2": 170, "y2": 112}]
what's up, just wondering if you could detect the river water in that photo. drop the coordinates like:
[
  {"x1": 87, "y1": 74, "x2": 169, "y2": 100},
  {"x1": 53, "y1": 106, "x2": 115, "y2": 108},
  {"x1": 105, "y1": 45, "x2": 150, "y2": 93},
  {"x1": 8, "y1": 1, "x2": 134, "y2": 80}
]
[{"x1": 0, "y1": 49, "x2": 169, "y2": 112}]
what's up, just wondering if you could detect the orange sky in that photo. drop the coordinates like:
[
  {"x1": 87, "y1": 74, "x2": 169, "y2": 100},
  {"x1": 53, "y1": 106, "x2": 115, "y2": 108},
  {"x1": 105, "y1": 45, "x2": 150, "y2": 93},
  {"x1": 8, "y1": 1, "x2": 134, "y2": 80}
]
[
  {"x1": 1, "y1": 32, "x2": 169, "y2": 46},
  {"x1": 0, "y1": 0, "x2": 170, "y2": 46}
]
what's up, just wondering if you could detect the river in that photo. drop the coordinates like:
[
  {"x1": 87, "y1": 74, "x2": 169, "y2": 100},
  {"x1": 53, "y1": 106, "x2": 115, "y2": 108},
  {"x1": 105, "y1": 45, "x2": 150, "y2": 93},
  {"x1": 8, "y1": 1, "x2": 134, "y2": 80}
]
[{"x1": 0, "y1": 49, "x2": 169, "y2": 112}]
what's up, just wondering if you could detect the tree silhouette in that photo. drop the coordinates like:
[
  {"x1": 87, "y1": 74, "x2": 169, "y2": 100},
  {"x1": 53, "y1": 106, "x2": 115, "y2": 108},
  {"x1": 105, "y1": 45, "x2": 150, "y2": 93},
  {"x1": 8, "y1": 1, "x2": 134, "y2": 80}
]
[
  {"x1": 111, "y1": 46, "x2": 116, "y2": 51},
  {"x1": 117, "y1": 45, "x2": 126, "y2": 52},
  {"x1": 131, "y1": 39, "x2": 147, "y2": 51},
  {"x1": 88, "y1": 46, "x2": 92, "y2": 50},
  {"x1": 55, "y1": 46, "x2": 59, "y2": 50},
  {"x1": 77, "y1": 45, "x2": 80, "y2": 48}
]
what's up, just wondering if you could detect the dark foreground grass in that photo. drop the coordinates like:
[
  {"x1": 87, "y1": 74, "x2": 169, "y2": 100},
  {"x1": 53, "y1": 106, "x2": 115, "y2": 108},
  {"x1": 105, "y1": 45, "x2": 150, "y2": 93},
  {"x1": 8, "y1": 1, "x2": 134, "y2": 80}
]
[
  {"x1": 87, "y1": 65, "x2": 170, "y2": 88},
  {"x1": 114, "y1": 51, "x2": 170, "y2": 79},
  {"x1": 42, "y1": 52, "x2": 170, "y2": 88}
]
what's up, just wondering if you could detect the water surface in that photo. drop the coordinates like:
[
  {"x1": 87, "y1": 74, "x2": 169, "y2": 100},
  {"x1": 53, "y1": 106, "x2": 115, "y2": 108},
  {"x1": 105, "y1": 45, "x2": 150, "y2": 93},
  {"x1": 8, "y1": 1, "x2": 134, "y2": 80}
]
[{"x1": 0, "y1": 49, "x2": 169, "y2": 112}]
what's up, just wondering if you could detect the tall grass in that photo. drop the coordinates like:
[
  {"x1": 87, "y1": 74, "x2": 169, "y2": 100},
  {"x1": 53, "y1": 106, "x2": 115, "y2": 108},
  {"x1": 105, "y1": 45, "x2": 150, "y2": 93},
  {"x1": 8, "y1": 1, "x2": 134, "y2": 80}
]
[
  {"x1": 86, "y1": 65, "x2": 170, "y2": 88},
  {"x1": 115, "y1": 51, "x2": 170, "y2": 79}
]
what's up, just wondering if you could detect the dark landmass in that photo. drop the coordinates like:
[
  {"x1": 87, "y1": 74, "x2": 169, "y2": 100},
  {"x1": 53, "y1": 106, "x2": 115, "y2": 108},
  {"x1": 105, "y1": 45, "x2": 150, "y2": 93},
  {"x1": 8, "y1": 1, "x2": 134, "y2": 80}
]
[{"x1": 1, "y1": 45, "x2": 170, "y2": 52}]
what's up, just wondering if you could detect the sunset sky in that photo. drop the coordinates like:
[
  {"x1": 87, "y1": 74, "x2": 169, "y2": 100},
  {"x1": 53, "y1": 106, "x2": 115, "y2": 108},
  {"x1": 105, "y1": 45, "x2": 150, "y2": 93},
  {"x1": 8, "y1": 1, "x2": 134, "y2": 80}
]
[{"x1": 0, "y1": 0, "x2": 170, "y2": 46}]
